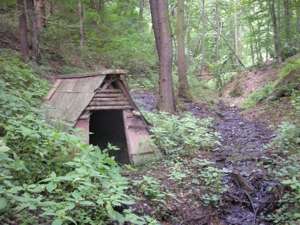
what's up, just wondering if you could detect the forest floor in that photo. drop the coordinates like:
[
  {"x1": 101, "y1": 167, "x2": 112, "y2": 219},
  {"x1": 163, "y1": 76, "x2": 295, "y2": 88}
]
[{"x1": 128, "y1": 91, "x2": 280, "y2": 225}]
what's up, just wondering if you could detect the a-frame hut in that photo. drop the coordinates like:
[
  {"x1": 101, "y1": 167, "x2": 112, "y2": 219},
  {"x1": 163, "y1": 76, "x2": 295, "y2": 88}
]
[{"x1": 44, "y1": 69, "x2": 157, "y2": 164}]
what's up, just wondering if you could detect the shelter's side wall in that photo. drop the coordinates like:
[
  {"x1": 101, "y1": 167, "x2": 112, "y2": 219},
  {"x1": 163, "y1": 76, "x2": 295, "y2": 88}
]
[
  {"x1": 123, "y1": 110, "x2": 158, "y2": 164},
  {"x1": 75, "y1": 117, "x2": 90, "y2": 143}
]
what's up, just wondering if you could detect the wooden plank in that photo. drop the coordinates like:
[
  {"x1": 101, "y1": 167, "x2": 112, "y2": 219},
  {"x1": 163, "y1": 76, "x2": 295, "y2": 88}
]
[
  {"x1": 94, "y1": 93, "x2": 124, "y2": 98},
  {"x1": 87, "y1": 106, "x2": 132, "y2": 110},
  {"x1": 99, "y1": 89, "x2": 122, "y2": 93},
  {"x1": 91, "y1": 97, "x2": 127, "y2": 101},
  {"x1": 89, "y1": 101, "x2": 130, "y2": 106},
  {"x1": 56, "y1": 69, "x2": 127, "y2": 79},
  {"x1": 45, "y1": 79, "x2": 62, "y2": 100}
]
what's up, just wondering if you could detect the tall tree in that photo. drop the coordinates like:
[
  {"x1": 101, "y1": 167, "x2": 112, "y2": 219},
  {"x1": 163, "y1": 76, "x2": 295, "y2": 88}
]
[
  {"x1": 176, "y1": 0, "x2": 190, "y2": 99},
  {"x1": 149, "y1": 0, "x2": 161, "y2": 59},
  {"x1": 139, "y1": 0, "x2": 144, "y2": 20},
  {"x1": 234, "y1": 0, "x2": 241, "y2": 65},
  {"x1": 268, "y1": 0, "x2": 282, "y2": 61},
  {"x1": 26, "y1": 0, "x2": 41, "y2": 62},
  {"x1": 35, "y1": 0, "x2": 46, "y2": 30},
  {"x1": 283, "y1": 0, "x2": 291, "y2": 46},
  {"x1": 17, "y1": 0, "x2": 30, "y2": 61},
  {"x1": 149, "y1": 0, "x2": 176, "y2": 113}
]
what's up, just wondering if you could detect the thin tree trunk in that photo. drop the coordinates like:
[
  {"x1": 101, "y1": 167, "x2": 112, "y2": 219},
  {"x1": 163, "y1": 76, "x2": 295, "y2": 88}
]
[
  {"x1": 26, "y1": 0, "x2": 40, "y2": 62},
  {"x1": 149, "y1": 0, "x2": 161, "y2": 59},
  {"x1": 34, "y1": 0, "x2": 46, "y2": 30},
  {"x1": 149, "y1": 0, "x2": 176, "y2": 113},
  {"x1": 214, "y1": 1, "x2": 221, "y2": 62},
  {"x1": 283, "y1": 0, "x2": 291, "y2": 46},
  {"x1": 268, "y1": 0, "x2": 282, "y2": 62},
  {"x1": 297, "y1": 1, "x2": 300, "y2": 33},
  {"x1": 234, "y1": 0, "x2": 241, "y2": 65},
  {"x1": 17, "y1": 0, "x2": 30, "y2": 61},
  {"x1": 199, "y1": 0, "x2": 207, "y2": 76},
  {"x1": 78, "y1": 0, "x2": 84, "y2": 49},
  {"x1": 139, "y1": 0, "x2": 144, "y2": 20},
  {"x1": 177, "y1": 0, "x2": 190, "y2": 99}
]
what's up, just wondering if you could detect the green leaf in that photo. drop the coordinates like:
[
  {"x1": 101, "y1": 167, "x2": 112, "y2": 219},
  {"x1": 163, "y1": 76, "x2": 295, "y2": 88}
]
[
  {"x1": 52, "y1": 218, "x2": 63, "y2": 225},
  {"x1": 0, "y1": 198, "x2": 8, "y2": 211},
  {"x1": 46, "y1": 182, "x2": 57, "y2": 193}
]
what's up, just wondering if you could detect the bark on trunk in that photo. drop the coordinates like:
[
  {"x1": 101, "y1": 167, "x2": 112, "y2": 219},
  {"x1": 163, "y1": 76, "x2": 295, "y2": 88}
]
[
  {"x1": 149, "y1": 0, "x2": 161, "y2": 59},
  {"x1": 176, "y1": 0, "x2": 190, "y2": 99},
  {"x1": 34, "y1": 0, "x2": 46, "y2": 30},
  {"x1": 283, "y1": 0, "x2": 291, "y2": 46},
  {"x1": 149, "y1": 0, "x2": 176, "y2": 113},
  {"x1": 26, "y1": 0, "x2": 40, "y2": 62},
  {"x1": 234, "y1": 0, "x2": 241, "y2": 65},
  {"x1": 199, "y1": 0, "x2": 207, "y2": 76},
  {"x1": 268, "y1": 0, "x2": 282, "y2": 62},
  {"x1": 17, "y1": 0, "x2": 30, "y2": 61},
  {"x1": 139, "y1": 0, "x2": 144, "y2": 20}
]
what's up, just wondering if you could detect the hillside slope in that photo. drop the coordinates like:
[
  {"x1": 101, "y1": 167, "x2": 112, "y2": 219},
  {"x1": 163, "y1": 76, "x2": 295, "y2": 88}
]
[{"x1": 222, "y1": 56, "x2": 300, "y2": 127}]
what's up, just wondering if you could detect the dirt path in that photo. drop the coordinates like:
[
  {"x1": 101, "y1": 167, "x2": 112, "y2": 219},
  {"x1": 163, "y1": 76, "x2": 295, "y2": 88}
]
[{"x1": 132, "y1": 91, "x2": 279, "y2": 225}]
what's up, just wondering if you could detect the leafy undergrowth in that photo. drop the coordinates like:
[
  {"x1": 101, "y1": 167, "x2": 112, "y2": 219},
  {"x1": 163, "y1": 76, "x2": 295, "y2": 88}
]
[
  {"x1": 122, "y1": 111, "x2": 225, "y2": 224},
  {"x1": 263, "y1": 122, "x2": 300, "y2": 224},
  {"x1": 0, "y1": 50, "x2": 151, "y2": 225},
  {"x1": 242, "y1": 56, "x2": 300, "y2": 109},
  {"x1": 144, "y1": 112, "x2": 219, "y2": 156},
  {"x1": 124, "y1": 154, "x2": 225, "y2": 224}
]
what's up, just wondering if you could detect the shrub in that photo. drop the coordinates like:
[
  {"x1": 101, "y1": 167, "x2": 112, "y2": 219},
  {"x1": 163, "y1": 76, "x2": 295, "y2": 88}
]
[
  {"x1": 242, "y1": 83, "x2": 274, "y2": 108},
  {"x1": 0, "y1": 51, "x2": 148, "y2": 224},
  {"x1": 134, "y1": 176, "x2": 167, "y2": 203},
  {"x1": 144, "y1": 112, "x2": 219, "y2": 156},
  {"x1": 265, "y1": 122, "x2": 300, "y2": 224}
]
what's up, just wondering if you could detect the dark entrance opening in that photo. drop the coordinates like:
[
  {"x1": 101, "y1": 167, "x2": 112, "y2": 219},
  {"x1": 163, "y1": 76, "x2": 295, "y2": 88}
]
[{"x1": 89, "y1": 110, "x2": 130, "y2": 164}]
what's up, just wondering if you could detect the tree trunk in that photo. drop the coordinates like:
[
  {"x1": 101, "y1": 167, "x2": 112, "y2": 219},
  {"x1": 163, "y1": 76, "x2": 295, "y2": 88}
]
[
  {"x1": 149, "y1": 0, "x2": 176, "y2": 113},
  {"x1": 199, "y1": 0, "x2": 207, "y2": 76},
  {"x1": 34, "y1": 0, "x2": 46, "y2": 30},
  {"x1": 176, "y1": 0, "x2": 190, "y2": 99},
  {"x1": 234, "y1": 0, "x2": 241, "y2": 65},
  {"x1": 78, "y1": 0, "x2": 84, "y2": 49},
  {"x1": 139, "y1": 0, "x2": 144, "y2": 20},
  {"x1": 214, "y1": 0, "x2": 221, "y2": 62},
  {"x1": 149, "y1": 0, "x2": 161, "y2": 59},
  {"x1": 297, "y1": 1, "x2": 300, "y2": 33},
  {"x1": 17, "y1": 0, "x2": 30, "y2": 61},
  {"x1": 268, "y1": 0, "x2": 282, "y2": 62},
  {"x1": 26, "y1": 0, "x2": 40, "y2": 62},
  {"x1": 283, "y1": 0, "x2": 291, "y2": 46}
]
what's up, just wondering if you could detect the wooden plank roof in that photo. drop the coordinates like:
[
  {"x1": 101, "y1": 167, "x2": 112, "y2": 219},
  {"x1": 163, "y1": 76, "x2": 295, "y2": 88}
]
[
  {"x1": 56, "y1": 69, "x2": 127, "y2": 79},
  {"x1": 45, "y1": 75, "x2": 106, "y2": 125}
]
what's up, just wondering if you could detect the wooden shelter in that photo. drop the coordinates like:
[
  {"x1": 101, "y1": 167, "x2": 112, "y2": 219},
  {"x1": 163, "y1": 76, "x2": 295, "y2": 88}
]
[{"x1": 44, "y1": 69, "x2": 157, "y2": 164}]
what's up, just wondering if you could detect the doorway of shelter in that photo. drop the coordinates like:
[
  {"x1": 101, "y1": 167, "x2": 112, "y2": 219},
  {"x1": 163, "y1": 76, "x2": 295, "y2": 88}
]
[{"x1": 89, "y1": 110, "x2": 130, "y2": 164}]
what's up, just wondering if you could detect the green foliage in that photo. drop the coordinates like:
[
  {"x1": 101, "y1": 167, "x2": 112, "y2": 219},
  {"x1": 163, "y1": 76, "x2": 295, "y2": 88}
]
[
  {"x1": 242, "y1": 83, "x2": 274, "y2": 108},
  {"x1": 0, "y1": 51, "x2": 48, "y2": 123},
  {"x1": 191, "y1": 159, "x2": 225, "y2": 206},
  {"x1": 144, "y1": 112, "x2": 219, "y2": 155},
  {"x1": 0, "y1": 51, "x2": 147, "y2": 224},
  {"x1": 291, "y1": 90, "x2": 300, "y2": 113},
  {"x1": 41, "y1": 1, "x2": 156, "y2": 76},
  {"x1": 269, "y1": 122, "x2": 300, "y2": 154},
  {"x1": 265, "y1": 122, "x2": 300, "y2": 224},
  {"x1": 134, "y1": 176, "x2": 167, "y2": 203},
  {"x1": 168, "y1": 161, "x2": 187, "y2": 182}
]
